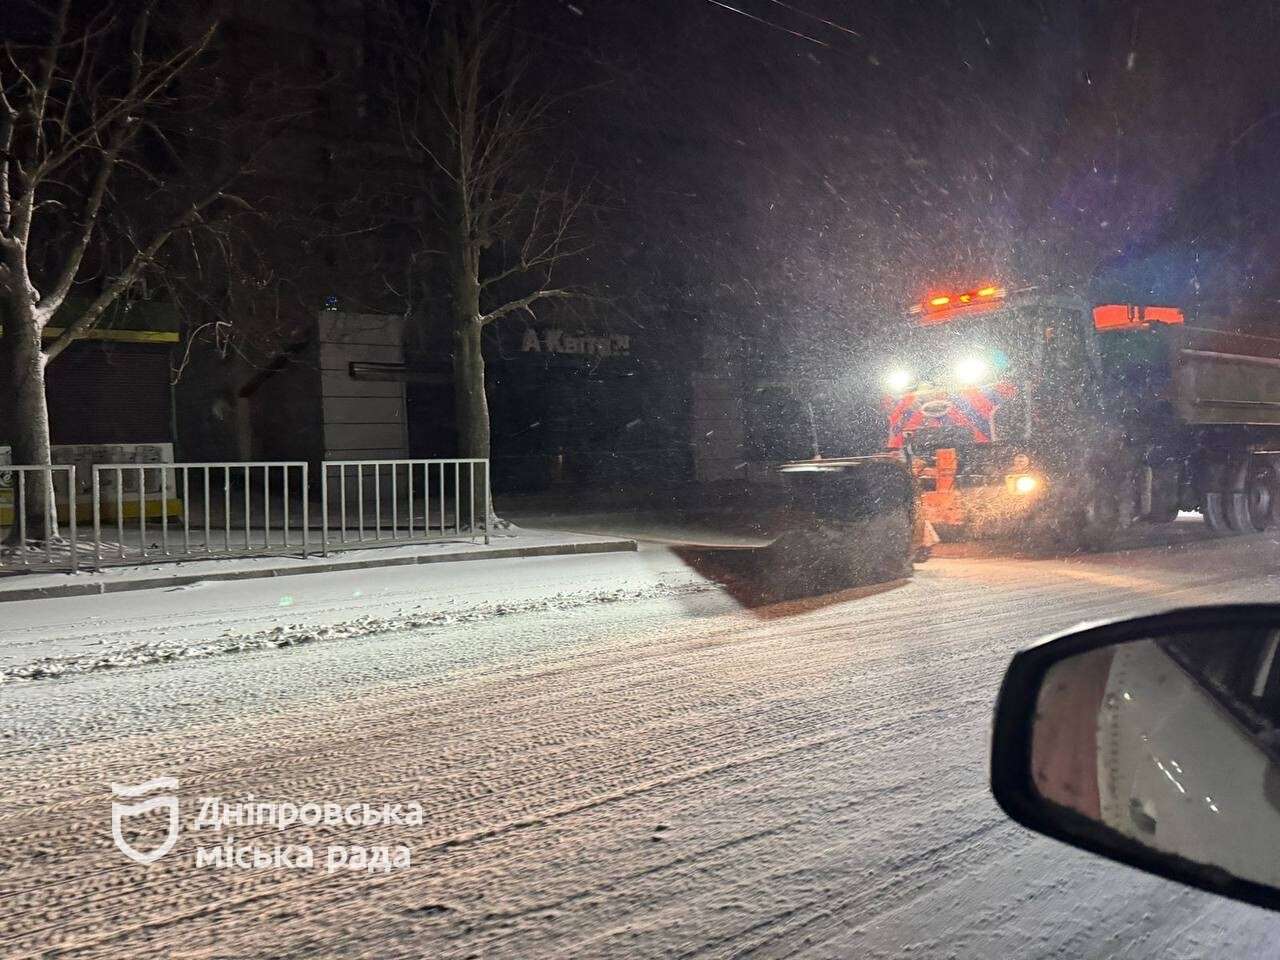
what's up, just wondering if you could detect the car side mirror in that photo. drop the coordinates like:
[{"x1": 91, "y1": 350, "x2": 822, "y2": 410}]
[{"x1": 991, "y1": 605, "x2": 1280, "y2": 912}]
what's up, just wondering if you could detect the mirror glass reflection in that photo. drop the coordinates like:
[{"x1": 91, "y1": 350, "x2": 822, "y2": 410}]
[{"x1": 1032, "y1": 626, "x2": 1280, "y2": 889}]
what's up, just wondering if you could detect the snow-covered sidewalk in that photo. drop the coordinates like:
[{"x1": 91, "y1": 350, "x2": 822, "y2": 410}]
[
  {"x1": 0, "y1": 527, "x2": 635, "y2": 603},
  {"x1": 0, "y1": 545, "x2": 697, "y2": 685}
]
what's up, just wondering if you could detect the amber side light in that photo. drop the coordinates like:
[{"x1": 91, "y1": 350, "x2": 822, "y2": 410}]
[
  {"x1": 1143, "y1": 306, "x2": 1185, "y2": 325},
  {"x1": 1093, "y1": 305, "x2": 1132, "y2": 329},
  {"x1": 1093, "y1": 304, "x2": 1186, "y2": 330}
]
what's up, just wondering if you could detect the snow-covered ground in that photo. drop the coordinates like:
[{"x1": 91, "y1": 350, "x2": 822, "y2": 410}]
[{"x1": 3, "y1": 529, "x2": 1280, "y2": 957}]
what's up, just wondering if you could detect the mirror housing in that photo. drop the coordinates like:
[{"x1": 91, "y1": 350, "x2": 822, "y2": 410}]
[{"x1": 991, "y1": 604, "x2": 1280, "y2": 913}]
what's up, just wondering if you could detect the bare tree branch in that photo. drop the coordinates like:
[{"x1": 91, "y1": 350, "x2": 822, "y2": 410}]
[
  {"x1": 27, "y1": 0, "x2": 73, "y2": 165},
  {"x1": 478, "y1": 287, "x2": 573, "y2": 326},
  {"x1": 33, "y1": 24, "x2": 218, "y2": 185},
  {"x1": 43, "y1": 181, "x2": 234, "y2": 361},
  {"x1": 0, "y1": 99, "x2": 15, "y2": 235},
  {"x1": 359, "y1": 0, "x2": 594, "y2": 467}
]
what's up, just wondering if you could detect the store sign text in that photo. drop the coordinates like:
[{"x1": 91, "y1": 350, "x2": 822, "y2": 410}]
[{"x1": 520, "y1": 329, "x2": 631, "y2": 358}]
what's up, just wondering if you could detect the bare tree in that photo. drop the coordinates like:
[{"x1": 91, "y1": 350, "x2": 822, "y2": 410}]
[
  {"x1": 382, "y1": 0, "x2": 588, "y2": 465},
  {"x1": 0, "y1": 1, "x2": 271, "y2": 541}
]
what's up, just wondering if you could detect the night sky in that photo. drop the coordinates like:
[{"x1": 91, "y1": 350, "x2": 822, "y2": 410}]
[
  {"x1": 536, "y1": 0, "x2": 1280, "y2": 352},
  {"x1": 6, "y1": 0, "x2": 1278, "y2": 373}
]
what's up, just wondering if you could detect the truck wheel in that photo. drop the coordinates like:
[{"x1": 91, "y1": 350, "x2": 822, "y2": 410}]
[
  {"x1": 1203, "y1": 491, "x2": 1235, "y2": 534},
  {"x1": 1078, "y1": 489, "x2": 1124, "y2": 551},
  {"x1": 1225, "y1": 491, "x2": 1252, "y2": 533},
  {"x1": 1020, "y1": 514, "x2": 1068, "y2": 554},
  {"x1": 1268, "y1": 460, "x2": 1280, "y2": 528},
  {"x1": 1044, "y1": 483, "x2": 1130, "y2": 553},
  {"x1": 1231, "y1": 463, "x2": 1279, "y2": 532},
  {"x1": 1143, "y1": 464, "x2": 1181, "y2": 524},
  {"x1": 1026, "y1": 480, "x2": 1122, "y2": 554}
]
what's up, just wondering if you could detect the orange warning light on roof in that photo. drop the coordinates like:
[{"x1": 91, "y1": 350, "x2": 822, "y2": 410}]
[{"x1": 909, "y1": 284, "x2": 1008, "y2": 322}]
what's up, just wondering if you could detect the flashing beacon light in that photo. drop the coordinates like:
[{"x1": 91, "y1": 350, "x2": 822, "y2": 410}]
[{"x1": 910, "y1": 284, "x2": 1007, "y2": 319}]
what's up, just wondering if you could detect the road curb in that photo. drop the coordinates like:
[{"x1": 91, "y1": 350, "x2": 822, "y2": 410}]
[{"x1": 0, "y1": 538, "x2": 638, "y2": 603}]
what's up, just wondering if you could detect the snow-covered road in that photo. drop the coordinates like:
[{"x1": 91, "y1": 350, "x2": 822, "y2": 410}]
[{"x1": 3, "y1": 529, "x2": 1280, "y2": 958}]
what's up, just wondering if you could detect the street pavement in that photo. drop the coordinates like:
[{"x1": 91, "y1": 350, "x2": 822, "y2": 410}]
[{"x1": 3, "y1": 518, "x2": 1280, "y2": 958}]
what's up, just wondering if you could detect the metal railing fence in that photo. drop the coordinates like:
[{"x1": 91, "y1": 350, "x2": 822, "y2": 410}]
[
  {"x1": 1, "y1": 457, "x2": 491, "y2": 575},
  {"x1": 319, "y1": 459, "x2": 489, "y2": 556},
  {"x1": 0, "y1": 465, "x2": 78, "y2": 572},
  {"x1": 92, "y1": 462, "x2": 310, "y2": 568}
]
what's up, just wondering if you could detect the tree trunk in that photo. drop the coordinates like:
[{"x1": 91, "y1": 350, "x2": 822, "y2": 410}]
[
  {"x1": 450, "y1": 235, "x2": 500, "y2": 527},
  {"x1": 452, "y1": 317, "x2": 489, "y2": 461},
  {"x1": 452, "y1": 313, "x2": 499, "y2": 529},
  {"x1": 3, "y1": 312, "x2": 58, "y2": 544}
]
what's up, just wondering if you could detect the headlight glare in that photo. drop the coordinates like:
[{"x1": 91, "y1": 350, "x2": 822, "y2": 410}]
[
  {"x1": 885, "y1": 368, "x2": 914, "y2": 393},
  {"x1": 953, "y1": 355, "x2": 991, "y2": 385}
]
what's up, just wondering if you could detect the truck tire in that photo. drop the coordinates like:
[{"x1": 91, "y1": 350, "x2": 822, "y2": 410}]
[
  {"x1": 1077, "y1": 487, "x2": 1130, "y2": 552},
  {"x1": 1229, "y1": 462, "x2": 1279, "y2": 532},
  {"x1": 1252, "y1": 463, "x2": 1279, "y2": 530},
  {"x1": 1199, "y1": 459, "x2": 1237, "y2": 534},
  {"x1": 1267, "y1": 460, "x2": 1280, "y2": 529},
  {"x1": 1029, "y1": 480, "x2": 1127, "y2": 554},
  {"x1": 1145, "y1": 499, "x2": 1180, "y2": 525},
  {"x1": 1143, "y1": 464, "x2": 1181, "y2": 524},
  {"x1": 1203, "y1": 491, "x2": 1235, "y2": 534}
]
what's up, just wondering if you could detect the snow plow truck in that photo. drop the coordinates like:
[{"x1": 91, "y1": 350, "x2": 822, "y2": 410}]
[{"x1": 782, "y1": 283, "x2": 1280, "y2": 558}]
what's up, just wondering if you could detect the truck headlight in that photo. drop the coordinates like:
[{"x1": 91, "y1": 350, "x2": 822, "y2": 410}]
[
  {"x1": 885, "y1": 368, "x2": 914, "y2": 393},
  {"x1": 953, "y1": 355, "x2": 991, "y2": 385},
  {"x1": 1013, "y1": 474, "x2": 1039, "y2": 495}
]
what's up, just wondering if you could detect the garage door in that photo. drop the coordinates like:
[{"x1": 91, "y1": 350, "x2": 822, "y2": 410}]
[{"x1": 45, "y1": 342, "x2": 172, "y2": 444}]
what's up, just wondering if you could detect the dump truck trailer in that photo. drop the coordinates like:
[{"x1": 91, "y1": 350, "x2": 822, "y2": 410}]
[{"x1": 786, "y1": 284, "x2": 1280, "y2": 553}]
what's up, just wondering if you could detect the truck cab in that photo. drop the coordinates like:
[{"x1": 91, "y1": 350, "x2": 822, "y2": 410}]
[
  {"x1": 884, "y1": 286, "x2": 1104, "y2": 537},
  {"x1": 886, "y1": 283, "x2": 1280, "y2": 547}
]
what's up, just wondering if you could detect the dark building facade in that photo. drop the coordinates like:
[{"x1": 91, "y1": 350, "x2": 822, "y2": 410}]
[{"x1": 482, "y1": 322, "x2": 692, "y2": 494}]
